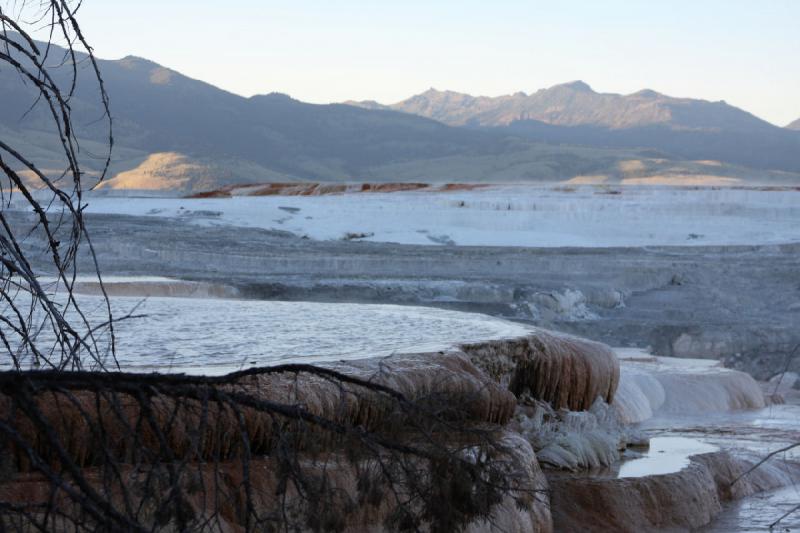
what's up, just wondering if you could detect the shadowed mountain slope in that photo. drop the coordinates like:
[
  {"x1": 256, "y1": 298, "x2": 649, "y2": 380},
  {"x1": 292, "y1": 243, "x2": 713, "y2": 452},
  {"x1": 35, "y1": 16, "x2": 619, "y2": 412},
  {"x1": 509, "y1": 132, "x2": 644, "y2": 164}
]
[{"x1": 1, "y1": 35, "x2": 514, "y2": 189}]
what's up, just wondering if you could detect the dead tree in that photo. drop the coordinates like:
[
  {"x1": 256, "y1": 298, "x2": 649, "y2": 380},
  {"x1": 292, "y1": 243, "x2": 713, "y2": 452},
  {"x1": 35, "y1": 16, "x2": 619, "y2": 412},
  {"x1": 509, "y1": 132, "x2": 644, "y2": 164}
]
[
  {"x1": 0, "y1": 365, "x2": 543, "y2": 531},
  {"x1": 1, "y1": 0, "x2": 114, "y2": 372}
]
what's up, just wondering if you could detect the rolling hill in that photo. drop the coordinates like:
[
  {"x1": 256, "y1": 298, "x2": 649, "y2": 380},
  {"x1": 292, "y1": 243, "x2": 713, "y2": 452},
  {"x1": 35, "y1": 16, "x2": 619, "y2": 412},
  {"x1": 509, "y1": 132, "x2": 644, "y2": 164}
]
[{"x1": 1, "y1": 43, "x2": 512, "y2": 188}]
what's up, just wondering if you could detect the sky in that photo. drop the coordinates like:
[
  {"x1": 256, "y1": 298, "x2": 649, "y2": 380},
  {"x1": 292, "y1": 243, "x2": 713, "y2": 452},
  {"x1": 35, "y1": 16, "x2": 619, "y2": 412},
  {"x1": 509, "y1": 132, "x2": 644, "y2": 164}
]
[{"x1": 71, "y1": 0, "x2": 799, "y2": 126}]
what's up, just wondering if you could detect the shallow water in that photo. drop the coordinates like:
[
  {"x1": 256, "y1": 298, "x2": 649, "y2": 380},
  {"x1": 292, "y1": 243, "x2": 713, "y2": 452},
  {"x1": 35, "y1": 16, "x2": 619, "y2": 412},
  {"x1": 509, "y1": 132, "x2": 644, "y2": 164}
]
[
  {"x1": 2, "y1": 287, "x2": 529, "y2": 374},
  {"x1": 641, "y1": 403, "x2": 800, "y2": 531},
  {"x1": 703, "y1": 484, "x2": 800, "y2": 532},
  {"x1": 641, "y1": 404, "x2": 800, "y2": 461},
  {"x1": 612, "y1": 352, "x2": 800, "y2": 530},
  {"x1": 616, "y1": 437, "x2": 718, "y2": 478}
]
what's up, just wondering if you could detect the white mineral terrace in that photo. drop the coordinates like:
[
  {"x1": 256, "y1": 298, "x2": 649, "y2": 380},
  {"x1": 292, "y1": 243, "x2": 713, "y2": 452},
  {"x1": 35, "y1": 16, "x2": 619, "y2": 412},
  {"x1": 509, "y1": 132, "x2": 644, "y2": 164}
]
[
  {"x1": 11, "y1": 276, "x2": 800, "y2": 531},
  {"x1": 7, "y1": 277, "x2": 531, "y2": 374},
  {"x1": 79, "y1": 185, "x2": 800, "y2": 247}
]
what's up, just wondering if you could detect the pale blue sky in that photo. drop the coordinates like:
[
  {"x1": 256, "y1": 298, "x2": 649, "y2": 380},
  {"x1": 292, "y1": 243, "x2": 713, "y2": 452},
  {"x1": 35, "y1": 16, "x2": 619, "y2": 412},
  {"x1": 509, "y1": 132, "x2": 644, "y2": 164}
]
[{"x1": 74, "y1": 0, "x2": 799, "y2": 126}]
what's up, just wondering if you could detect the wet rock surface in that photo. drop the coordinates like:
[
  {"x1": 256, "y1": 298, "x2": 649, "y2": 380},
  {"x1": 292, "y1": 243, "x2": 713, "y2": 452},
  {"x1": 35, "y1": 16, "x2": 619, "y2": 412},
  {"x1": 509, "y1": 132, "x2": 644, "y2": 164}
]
[{"x1": 547, "y1": 451, "x2": 800, "y2": 533}]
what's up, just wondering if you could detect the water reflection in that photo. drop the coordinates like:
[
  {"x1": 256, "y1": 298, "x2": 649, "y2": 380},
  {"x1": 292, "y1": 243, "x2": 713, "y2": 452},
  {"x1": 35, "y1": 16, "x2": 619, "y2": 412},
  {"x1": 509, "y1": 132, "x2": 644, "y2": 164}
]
[{"x1": 616, "y1": 437, "x2": 718, "y2": 478}]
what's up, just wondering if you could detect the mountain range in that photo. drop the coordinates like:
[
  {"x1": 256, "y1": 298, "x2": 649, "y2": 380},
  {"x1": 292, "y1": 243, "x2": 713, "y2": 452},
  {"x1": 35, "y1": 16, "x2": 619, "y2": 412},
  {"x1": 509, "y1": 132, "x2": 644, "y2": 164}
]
[
  {"x1": 348, "y1": 83, "x2": 800, "y2": 175},
  {"x1": 2, "y1": 34, "x2": 799, "y2": 193},
  {"x1": 351, "y1": 81, "x2": 760, "y2": 129},
  {"x1": 788, "y1": 118, "x2": 800, "y2": 130}
]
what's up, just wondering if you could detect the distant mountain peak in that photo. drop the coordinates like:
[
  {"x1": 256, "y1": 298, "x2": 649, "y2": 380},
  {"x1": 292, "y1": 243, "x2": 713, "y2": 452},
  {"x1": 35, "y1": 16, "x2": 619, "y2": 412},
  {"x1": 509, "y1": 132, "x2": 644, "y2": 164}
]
[
  {"x1": 788, "y1": 118, "x2": 800, "y2": 130},
  {"x1": 416, "y1": 87, "x2": 450, "y2": 97},
  {"x1": 119, "y1": 55, "x2": 156, "y2": 67},
  {"x1": 352, "y1": 99, "x2": 383, "y2": 107},
  {"x1": 554, "y1": 80, "x2": 594, "y2": 93},
  {"x1": 251, "y1": 92, "x2": 296, "y2": 102},
  {"x1": 418, "y1": 87, "x2": 467, "y2": 97},
  {"x1": 632, "y1": 89, "x2": 662, "y2": 98}
]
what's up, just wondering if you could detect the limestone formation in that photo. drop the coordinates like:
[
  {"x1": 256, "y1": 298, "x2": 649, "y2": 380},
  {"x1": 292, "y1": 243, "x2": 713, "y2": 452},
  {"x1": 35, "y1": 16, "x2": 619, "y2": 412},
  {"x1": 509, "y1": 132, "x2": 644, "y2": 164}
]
[
  {"x1": 613, "y1": 359, "x2": 765, "y2": 424},
  {"x1": 462, "y1": 330, "x2": 620, "y2": 411}
]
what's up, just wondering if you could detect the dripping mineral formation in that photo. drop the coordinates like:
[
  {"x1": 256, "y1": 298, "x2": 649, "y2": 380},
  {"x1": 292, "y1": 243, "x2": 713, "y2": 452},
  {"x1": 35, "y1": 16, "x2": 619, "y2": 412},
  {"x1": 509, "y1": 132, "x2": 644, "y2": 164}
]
[{"x1": 2, "y1": 300, "x2": 793, "y2": 531}]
